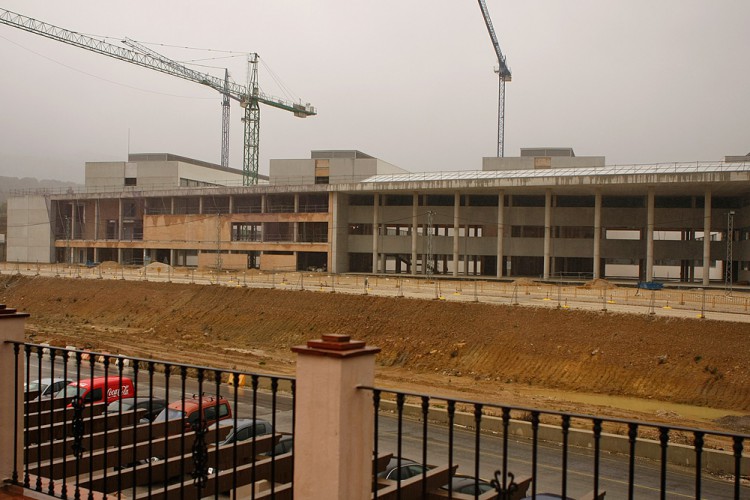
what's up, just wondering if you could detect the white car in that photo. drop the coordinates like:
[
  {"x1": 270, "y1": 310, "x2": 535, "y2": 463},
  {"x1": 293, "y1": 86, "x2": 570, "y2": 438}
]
[{"x1": 24, "y1": 378, "x2": 72, "y2": 398}]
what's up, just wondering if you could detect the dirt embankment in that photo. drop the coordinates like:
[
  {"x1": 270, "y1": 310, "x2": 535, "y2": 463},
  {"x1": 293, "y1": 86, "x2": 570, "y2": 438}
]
[{"x1": 1, "y1": 275, "x2": 748, "y2": 430}]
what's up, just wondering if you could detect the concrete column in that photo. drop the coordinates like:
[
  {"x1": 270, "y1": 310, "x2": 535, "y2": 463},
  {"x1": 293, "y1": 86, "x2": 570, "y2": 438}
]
[
  {"x1": 372, "y1": 194, "x2": 379, "y2": 274},
  {"x1": 329, "y1": 192, "x2": 337, "y2": 274},
  {"x1": 170, "y1": 197, "x2": 175, "y2": 215},
  {"x1": 169, "y1": 249, "x2": 175, "y2": 267},
  {"x1": 0, "y1": 304, "x2": 29, "y2": 484},
  {"x1": 646, "y1": 188, "x2": 655, "y2": 282},
  {"x1": 198, "y1": 196, "x2": 204, "y2": 215},
  {"x1": 422, "y1": 223, "x2": 429, "y2": 275},
  {"x1": 593, "y1": 192, "x2": 602, "y2": 279},
  {"x1": 118, "y1": 199, "x2": 123, "y2": 241},
  {"x1": 411, "y1": 194, "x2": 418, "y2": 275},
  {"x1": 464, "y1": 225, "x2": 470, "y2": 276},
  {"x1": 703, "y1": 190, "x2": 712, "y2": 286},
  {"x1": 95, "y1": 199, "x2": 100, "y2": 241},
  {"x1": 294, "y1": 193, "x2": 300, "y2": 213},
  {"x1": 228, "y1": 195, "x2": 234, "y2": 215},
  {"x1": 292, "y1": 334, "x2": 380, "y2": 500},
  {"x1": 497, "y1": 191, "x2": 504, "y2": 278},
  {"x1": 70, "y1": 203, "x2": 77, "y2": 247},
  {"x1": 543, "y1": 190, "x2": 552, "y2": 280},
  {"x1": 261, "y1": 195, "x2": 267, "y2": 214},
  {"x1": 453, "y1": 192, "x2": 460, "y2": 277}
]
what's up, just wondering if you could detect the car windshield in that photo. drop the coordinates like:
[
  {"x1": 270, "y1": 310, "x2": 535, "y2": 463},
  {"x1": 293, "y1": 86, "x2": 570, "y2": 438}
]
[
  {"x1": 26, "y1": 382, "x2": 43, "y2": 392},
  {"x1": 153, "y1": 408, "x2": 185, "y2": 422},
  {"x1": 58, "y1": 385, "x2": 85, "y2": 399},
  {"x1": 107, "y1": 399, "x2": 135, "y2": 412}
]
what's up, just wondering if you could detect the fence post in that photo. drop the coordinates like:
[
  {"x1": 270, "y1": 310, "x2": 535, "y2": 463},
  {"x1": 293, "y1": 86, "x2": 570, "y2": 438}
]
[
  {"x1": 0, "y1": 304, "x2": 29, "y2": 485},
  {"x1": 292, "y1": 334, "x2": 380, "y2": 499}
]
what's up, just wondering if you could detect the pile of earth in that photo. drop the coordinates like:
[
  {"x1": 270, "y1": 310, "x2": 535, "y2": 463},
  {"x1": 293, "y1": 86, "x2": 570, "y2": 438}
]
[{"x1": 1, "y1": 274, "x2": 748, "y2": 432}]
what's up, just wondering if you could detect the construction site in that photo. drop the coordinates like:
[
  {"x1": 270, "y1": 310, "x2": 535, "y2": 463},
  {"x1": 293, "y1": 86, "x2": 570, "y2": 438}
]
[{"x1": 1, "y1": 270, "x2": 749, "y2": 434}]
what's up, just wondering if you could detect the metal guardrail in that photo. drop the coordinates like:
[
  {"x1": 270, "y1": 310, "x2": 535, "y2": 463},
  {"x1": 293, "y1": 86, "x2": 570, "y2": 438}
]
[{"x1": 3, "y1": 263, "x2": 749, "y2": 319}]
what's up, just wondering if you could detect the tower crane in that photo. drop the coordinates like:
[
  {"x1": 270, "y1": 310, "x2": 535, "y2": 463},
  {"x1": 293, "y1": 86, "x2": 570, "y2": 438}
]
[
  {"x1": 476, "y1": 0, "x2": 512, "y2": 157},
  {"x1": 0, "y1": 8, "x2": 316, "y2": 185}
]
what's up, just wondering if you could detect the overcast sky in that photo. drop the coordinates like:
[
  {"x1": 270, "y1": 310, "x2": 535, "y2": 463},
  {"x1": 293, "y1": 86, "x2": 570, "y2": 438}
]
[{"x1": 1, "y1": 1, "x2": 748, "y2": 183}]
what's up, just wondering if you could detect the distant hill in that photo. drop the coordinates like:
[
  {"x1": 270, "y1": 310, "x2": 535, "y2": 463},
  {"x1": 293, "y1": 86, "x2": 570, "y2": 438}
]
[{"x1": 0, "y1": 176, "x2": 82, "y2": 204}]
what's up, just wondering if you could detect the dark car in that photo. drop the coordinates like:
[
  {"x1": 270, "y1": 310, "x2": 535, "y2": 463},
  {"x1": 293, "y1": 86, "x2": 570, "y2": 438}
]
[
  {"x1": 377, "y1": 457, "x2": 429, "y2": 481},
  {"x1": 219, "y1": 419, "x2": 273, "y2": 446},
  {"x1": 107, "y1": 397, "x2": 167, "y2": 422},
  {"x1": 442, "y1": 475, "x2": 496, "y2": 496},
  {"x1": 261, "y1": 434, "x2": 293, "y2": 457}
]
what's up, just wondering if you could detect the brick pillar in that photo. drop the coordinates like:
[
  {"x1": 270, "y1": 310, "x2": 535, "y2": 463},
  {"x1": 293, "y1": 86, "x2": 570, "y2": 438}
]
[
  {"x1": 0, "y1": 304, "x2": 28, "y2": 483},
  {"x1": 292, "y1": 334, "x2": 380, "y2": 500}
]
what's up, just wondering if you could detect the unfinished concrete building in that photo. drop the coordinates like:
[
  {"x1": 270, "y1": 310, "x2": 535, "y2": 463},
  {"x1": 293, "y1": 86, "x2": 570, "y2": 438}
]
[{"x1": 7, "y1": 149, "x2": 750, "y2": 284}]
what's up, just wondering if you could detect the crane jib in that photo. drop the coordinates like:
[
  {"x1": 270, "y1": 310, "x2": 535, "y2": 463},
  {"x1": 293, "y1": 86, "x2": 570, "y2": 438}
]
[{"x1": 0, "y1": 7, "x2": 316, "y2": 185}]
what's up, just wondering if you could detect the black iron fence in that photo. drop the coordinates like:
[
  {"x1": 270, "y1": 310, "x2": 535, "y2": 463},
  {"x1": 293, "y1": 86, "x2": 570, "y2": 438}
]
[
  {"x1": 10, "y1": 342, "x2": 295, "y2": 500},
  {"x1": 364, "y1": 386, "x2": 749, "y2": 500},
  {"x1": 6, "y1": 341, "x2": 750, "y2": 499}
]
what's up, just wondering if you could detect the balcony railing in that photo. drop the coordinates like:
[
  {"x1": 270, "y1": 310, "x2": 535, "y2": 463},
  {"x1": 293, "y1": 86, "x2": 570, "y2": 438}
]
[
  {"x1": 9, "y1": 342, "x2": 295, "y2": 500},
  {"x1": 2, "y1": 338, "x2": 748, "y2": 499}
]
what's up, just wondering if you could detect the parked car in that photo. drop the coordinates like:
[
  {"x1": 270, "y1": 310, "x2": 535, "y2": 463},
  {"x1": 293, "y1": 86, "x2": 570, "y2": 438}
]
[
  {"x1": 219, "y1": 418, "x2": 273, "y2": 446},
  {"x1": 442, "y1": 475, "x2": 496, "y2": 495},
  {"x1": 106, "y1": 397, "x2": 167, "y2": 422},
  {"x1": 377, "y1": 457, "x2": 429, "y2": 481},
  {"x1": 56, "y1": 376, "x2": 134, "y2": 405},
  {"x1": 153, "y1": 394, "x2": 232, "y2": 430},
  {"x1": 261, "y1": 434, "x2": 293, "y2": 456},
  {"x1": 24, "y1": 378, "x2": 72, "y2": 398}
]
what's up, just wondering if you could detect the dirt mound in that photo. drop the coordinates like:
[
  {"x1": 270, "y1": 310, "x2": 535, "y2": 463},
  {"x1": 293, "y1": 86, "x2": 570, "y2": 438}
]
[
  {"x1": 2, "y1": 275, "x2": 749, "y2": 429},
  {"x1": 99, "y1": 261, "x2": 120, "y2": 269},
  {"x1": 581, "y1": 278, "x2": 617, "y2": 289},
  {"x1": 512, "y1": 278, "x2": 538, "y2": 286},
  {"x1": 144, "y1": 262, "x2": 173, "y2": 273}
]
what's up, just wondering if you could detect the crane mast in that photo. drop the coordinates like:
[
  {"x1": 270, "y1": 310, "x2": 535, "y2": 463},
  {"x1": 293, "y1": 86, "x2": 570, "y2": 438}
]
[
  {"x1": 0, "y1": 8, "x2": 316, "y2": 184},
  {"x1": 476, "y1": 0, "x2": 512, "y2": 157}
]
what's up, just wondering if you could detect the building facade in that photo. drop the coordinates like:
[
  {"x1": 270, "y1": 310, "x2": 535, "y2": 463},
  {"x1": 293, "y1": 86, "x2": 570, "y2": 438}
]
[{"x1": 7, "y1": 149, "x2": 750, "y2": 284}]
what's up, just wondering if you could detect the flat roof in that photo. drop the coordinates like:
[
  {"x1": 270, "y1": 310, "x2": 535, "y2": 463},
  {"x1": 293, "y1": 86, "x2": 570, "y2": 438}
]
[{"x1": 362, "y1": 161, "x2": 750, "y2": 183}]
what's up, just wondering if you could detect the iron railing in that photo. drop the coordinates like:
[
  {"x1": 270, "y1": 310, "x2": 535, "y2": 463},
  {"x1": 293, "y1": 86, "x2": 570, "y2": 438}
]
[
  {"x1": 364, "y1": 386, "x2": 749, "y2": 500},
  {"x1": 7, "y1": 340, "x2": 750, "y2": 499},
  {"x1": 10, "y1": 342, "x2": 295, "y2": 500}
]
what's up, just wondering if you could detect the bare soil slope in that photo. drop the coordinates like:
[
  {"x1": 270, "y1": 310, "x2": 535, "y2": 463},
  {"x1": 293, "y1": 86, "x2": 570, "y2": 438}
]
[{"x1": 2, "y1": 275, "x2": 748, "y2": 428}]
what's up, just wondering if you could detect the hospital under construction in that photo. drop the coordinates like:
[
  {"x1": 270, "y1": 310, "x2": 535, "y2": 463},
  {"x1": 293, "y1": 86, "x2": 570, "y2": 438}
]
[{"x1": 6, "y1": 148, "x2": 750, "y2": 285}]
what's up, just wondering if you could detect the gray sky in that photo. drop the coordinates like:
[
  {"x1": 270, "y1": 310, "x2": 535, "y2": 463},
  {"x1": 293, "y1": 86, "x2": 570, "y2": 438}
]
[{"x1": 1, "y1": 1, "x2": 748, "y2": 183}]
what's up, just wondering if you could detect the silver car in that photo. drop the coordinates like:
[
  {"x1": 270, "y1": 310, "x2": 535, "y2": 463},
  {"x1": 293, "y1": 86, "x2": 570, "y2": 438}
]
[{"x1": 24, "y1": 378, "x2": 72, "y2": 398}]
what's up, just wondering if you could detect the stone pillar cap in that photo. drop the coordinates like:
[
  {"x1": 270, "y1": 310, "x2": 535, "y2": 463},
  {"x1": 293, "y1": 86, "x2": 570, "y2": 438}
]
[
  {"x1": 292, "y1": 334, "x2": 380, "y2": 359},
  {"x1": 0, "y1": 304, "x2": 30, "y2": 319}
]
